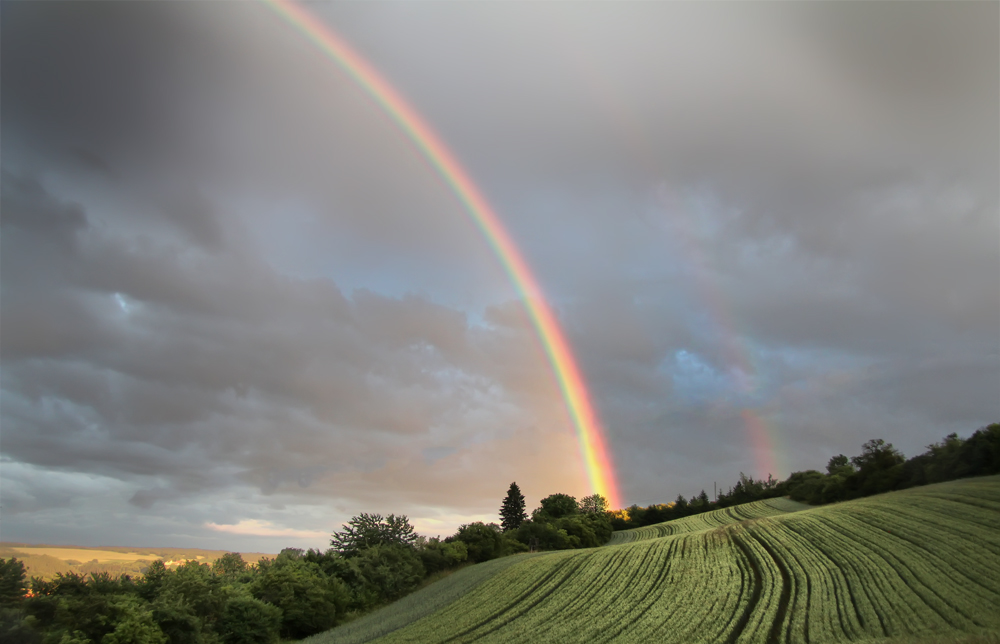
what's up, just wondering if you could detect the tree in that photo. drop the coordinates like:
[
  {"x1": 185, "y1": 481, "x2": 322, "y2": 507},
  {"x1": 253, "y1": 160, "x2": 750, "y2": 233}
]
[
  {"x1": 331, "y1": 513, "x2": 418, "y2": 557},
  {"x1": 690, "y1": 490, "x2": 711, "y2": 513},
  {"x1": 453, "y1": 522, "x2": 506, "y2": 563},
  {"x1": 500, "y1": 482, "x2": 528, "y2": 532},
  {"x1": 217, "y1": 595, "x2": 281, "y2": 644},
  {"x1": 826, "y1": 454, "x2": 852, "y2": 475},
  {"x1": 102, "y1": 596, "x2": 168, "y2": 644},
  {"x1": 417, "y1": 538, "x2": 468, "y2": 574},
  {"x1": 212, "y1": 552, "x2": 248, "y2": 578},
  {"x1": 578, "y1": 494, "x2": 609, "y2": 514},
  {"x1": 851, "y1": 439, "x2": 904, "y2": 472},
  {"x1": 348, "y1": 546, "x2": 425, "y2": 607},
  {"x1": 534, "y1": 494, "x2": 578, "y2": 520},
  {"x1": 0, "y1": 559, "x2": 28, "y2": 606},
  {"x1": 251, "y1": 555, "x2": 349, "y2": 638}
]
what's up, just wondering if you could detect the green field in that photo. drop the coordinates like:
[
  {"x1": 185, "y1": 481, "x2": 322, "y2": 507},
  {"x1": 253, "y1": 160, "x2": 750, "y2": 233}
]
[
  {"x1": 309, "y1": 476, "x2": 1000, "y2": 644},
  {"x1": 607, "y1": 497, "x2": 811, "y2": 544}
]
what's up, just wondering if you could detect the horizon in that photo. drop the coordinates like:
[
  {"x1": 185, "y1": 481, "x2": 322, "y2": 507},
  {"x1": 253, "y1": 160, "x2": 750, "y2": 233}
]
[{"x1": 1, "y1": 1, "x2": 997, "y2": 552}]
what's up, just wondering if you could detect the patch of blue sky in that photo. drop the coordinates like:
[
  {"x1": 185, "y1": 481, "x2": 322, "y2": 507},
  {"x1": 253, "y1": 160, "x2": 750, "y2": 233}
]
[{"x1": 665, "y1": 349, "x2": 735, "y2": 403}]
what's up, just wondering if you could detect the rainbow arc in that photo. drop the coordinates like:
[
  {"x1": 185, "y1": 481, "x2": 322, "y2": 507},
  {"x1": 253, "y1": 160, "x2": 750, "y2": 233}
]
[{"x1": 264, "y1": 0, "x2": 621, "y2": 509}]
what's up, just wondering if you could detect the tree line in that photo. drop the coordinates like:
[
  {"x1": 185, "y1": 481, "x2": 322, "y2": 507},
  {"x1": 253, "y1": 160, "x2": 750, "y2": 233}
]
[
  {"x1": 0, "y1": 488, "x2": 613, "y2": 644},
  {"x1": 613, "y1": 423, "x2": 1000, "y2": 530},
  {"x1": 1, "y1": 423, "x2": 996, "y2": 643}
]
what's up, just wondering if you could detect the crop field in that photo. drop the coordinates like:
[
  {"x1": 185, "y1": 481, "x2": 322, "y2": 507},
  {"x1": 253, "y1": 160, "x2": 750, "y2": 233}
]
[
  {"x1": 314, "y1": 476, "x2": 1000, "y2": 643},
  {"x1": 311, "y1": 553, "x2": 546, "y2": 644},
  {"x1": 0, "y1": 544, "x2": 278, "y2": 579},
  {"x1": 607, "y1": 497, "x2": 811, "y2": 545}
]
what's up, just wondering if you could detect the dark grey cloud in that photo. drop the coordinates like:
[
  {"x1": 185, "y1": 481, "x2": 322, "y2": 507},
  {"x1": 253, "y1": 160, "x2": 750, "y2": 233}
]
[{"x1": 1, "y1": 1, "x2": 996, "y2": 549}]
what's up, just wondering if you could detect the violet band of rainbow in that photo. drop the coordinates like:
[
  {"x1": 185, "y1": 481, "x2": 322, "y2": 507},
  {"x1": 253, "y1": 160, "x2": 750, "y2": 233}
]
[{"x1": 263, "y1": 0, "x2": 621, "y2": 509}]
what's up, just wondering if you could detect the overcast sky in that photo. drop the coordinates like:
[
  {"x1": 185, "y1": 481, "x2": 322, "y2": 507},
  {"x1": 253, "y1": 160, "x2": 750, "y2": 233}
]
[{"x1": 1, "y1": 1, "x2": 997, "y2": 552}]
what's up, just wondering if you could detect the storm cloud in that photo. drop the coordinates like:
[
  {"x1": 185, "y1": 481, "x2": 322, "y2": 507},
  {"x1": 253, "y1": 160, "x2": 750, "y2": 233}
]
[{"x1": 1, "y1": 1, "x2": 996, "y2": 550}]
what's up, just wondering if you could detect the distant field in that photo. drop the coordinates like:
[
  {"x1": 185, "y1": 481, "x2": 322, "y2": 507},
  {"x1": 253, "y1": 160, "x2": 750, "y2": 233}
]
[
  {"x1": 0, "y1": 543, "x2": 279, "y2": 580},
  {"x1": 6, "y1": 547, "x2": 164, "y2": 562},
  {"x1": 309, "y1": 476, "x2": 1000, "y2": 644}
]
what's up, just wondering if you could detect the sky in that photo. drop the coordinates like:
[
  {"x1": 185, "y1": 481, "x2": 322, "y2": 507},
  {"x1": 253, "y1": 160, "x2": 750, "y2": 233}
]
[{"x1": 1, "y1": 1, "x2": 997, "y2": 553}]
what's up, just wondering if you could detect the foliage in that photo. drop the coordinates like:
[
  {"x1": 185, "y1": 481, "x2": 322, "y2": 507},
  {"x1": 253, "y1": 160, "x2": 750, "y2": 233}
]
[
  {"x1": 0, "y1": 558, "x2": 29, "y2": 607},
  {"x1": 578, "y1": 493, "x2": 609, "y2": 514},
  {"x1": 331, "y1": 513, "x2": 418, "y2": 557},
  {"x1": 499, "y1": 482, "x2": 528, "y2": 532},
  {"x1": 452, "y1": 523, "x2": 506, "y2": 564},
  {"x1": 514, "y1": 520, "x2": 570, "y2": 551},
  {"x1": 416, "y1": 539, "x2": 468, "y2": 575},
  {"x1": 217, "y1": 595, "x2": 280, "y2": 644},
  {"x1": 533, "y1": 493, "x2": 579, "y2": 520},
  {"x1": 0, "y1": 560, "x2": 38, "y2": 644},
  {"x1": 211, "y1": 553, "x2": 248, "y2": 579},
  {"x1": 250, "y1": 551, "x2": 349, "y2": 639},
  {"x1": 102, "y1": 595, "x2": 168, "y2": 644},
  {"x1": 347, "y1": 545, "x2": 425, "y2": 608}
]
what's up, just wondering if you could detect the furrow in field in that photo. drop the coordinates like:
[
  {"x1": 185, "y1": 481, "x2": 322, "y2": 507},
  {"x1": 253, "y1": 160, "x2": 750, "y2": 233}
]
[
  {"x1": 817, "y1": 514, "x2": 947, "y2": 636},
  {"x1": 780, "y1": 517, "x2": 866, "y2": 641},
  {"x1": 844, "y1": 510, "x2": 1000, "y2": 630},
  {"x1": 731, "y1": 526, "x2": 784, "y2": 644},
  {"x1": 608, "y1": 498, "x2": 809, "y2": 546},
  {"x1": 361, "y1": 477, "x2": 1000, "y2": 644},
  {"x1": 514, "y1": 544, "x2": 648, "y2": 642},
  {"x1": 376, "y1": 551, "x2": 581, "y2": 644},
  {"x1": 598, "y1": 538, "x2": 684, "y2": 643},
  {"x1": 847, "y1": 502, "x2": 1000, "y2": 598},
  {"x1": 439, "y1": 553, "x2": 597, "y2": 643}
]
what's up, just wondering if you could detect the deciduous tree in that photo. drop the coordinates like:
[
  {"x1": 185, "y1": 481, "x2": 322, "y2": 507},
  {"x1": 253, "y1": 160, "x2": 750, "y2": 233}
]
[
  {"x1": 331, "y1": 513, "x2": 418, "y2": 557},
  {"x1": 578, "y1": 494, "x2": 609, "y2": 514}
]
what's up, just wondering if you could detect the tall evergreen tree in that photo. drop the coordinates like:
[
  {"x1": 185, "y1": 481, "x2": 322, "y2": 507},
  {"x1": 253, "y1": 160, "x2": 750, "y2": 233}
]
[{"x1": 499, "y1": 482, "x2": 528, "y2": 532}]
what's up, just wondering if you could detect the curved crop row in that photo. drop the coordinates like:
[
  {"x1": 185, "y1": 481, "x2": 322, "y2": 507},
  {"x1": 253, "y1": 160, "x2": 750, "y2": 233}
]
[
  {"x1": 350, "y1": 476, "x2": 1000, "y2": 643},
  {"x1": 607, "y1": 497, "x2": 810, "y2": 545}
]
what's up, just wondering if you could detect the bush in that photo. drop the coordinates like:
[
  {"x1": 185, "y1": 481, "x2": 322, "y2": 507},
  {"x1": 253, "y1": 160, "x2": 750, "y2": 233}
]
[
  {"x1": 251, "y1": 553, "x2": 349, "y2": 639},
  {"x1": 418, "y1": 539, "x2": 468, "y2": 575},
  {"x1": 515, "y1": 520, "x2": 570, "y2": 551},
  {"x1": 102, "y1": 596, "x2": 167, "y2": 644},
  {"x1": 217, "y1": 596, "x2": 280, "y2": 644},
  {"x1": 348, "y1": 545, "x2": 425, "y2": 608},
  {"x1": 453, "y1": 523, "x2": 505, "y2": 563}
]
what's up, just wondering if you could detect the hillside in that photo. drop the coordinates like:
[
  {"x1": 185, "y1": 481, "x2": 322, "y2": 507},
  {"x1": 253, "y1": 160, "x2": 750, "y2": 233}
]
[
  {"x1": 607, "y1": 497, "x2": 811, "y2": 544},
  {"x1": 309, "y1": 476, "x2": 1000, "y2": 644},
  {"x1": 0, "y1": 544, "x2": 278, "y2": 580}
]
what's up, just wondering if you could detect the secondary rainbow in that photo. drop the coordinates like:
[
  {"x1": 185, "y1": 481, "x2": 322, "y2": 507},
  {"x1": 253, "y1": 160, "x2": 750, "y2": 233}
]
[{"x1": 263, "y1": 0, "x2": 621, "y2": 509}]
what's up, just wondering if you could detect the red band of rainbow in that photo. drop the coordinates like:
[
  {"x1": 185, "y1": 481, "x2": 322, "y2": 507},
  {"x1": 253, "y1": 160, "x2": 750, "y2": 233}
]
[{"x1": 263, "y1": 0, "x2": 621, "y2": 509}]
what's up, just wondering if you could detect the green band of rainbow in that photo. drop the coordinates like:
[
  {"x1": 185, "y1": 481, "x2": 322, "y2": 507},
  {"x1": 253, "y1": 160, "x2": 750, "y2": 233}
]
[{"x1": 264, "y1": 0, "x2": 621, "y2": 509}]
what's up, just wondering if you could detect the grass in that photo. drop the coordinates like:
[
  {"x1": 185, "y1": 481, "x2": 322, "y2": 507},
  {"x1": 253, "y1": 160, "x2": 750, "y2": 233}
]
[
  {"x1": 303, "y1": 552, "x2": 546, "y2": 644},
  {"x1": 607, "y1": 496, "x2": 811, "y2": 544},
  {"x1": 314, "y1": 476, "x2": 1000, "y2": 643}
]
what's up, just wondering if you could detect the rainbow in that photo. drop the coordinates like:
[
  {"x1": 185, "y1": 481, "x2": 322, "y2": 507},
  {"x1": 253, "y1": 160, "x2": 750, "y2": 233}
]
[
  {"x1": 655, "y1": 186, "x2": 782, "y2": 480},
  {"x1": 263, "y1": 0, "x2": 621, "y2": 509}
]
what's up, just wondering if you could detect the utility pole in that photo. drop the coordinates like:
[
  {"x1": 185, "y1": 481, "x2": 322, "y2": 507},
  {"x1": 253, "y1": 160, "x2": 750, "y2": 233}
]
[{"x1": 714, "y1": 481, "x2": 717, "y2": 502}]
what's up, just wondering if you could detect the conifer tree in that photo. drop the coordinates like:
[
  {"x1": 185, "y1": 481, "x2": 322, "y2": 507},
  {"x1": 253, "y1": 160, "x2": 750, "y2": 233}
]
[{"x1": 499, "y1": 482, "x2": 528, "y2": 532}]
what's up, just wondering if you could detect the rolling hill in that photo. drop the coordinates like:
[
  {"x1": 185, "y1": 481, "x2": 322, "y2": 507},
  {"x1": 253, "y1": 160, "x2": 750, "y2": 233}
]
[
  {"x1": 308, "y1": 476, "x2": 1000, "y2": 644},
  {"x1": 0, "y1": 544, "x2": 278, "y2": 580}
]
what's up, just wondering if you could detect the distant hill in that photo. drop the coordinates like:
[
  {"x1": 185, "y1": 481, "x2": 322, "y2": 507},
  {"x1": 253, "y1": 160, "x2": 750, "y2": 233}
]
[
  {"x1": 308, "y1": 476, "x2": 1000, "y2": 644},
  {"x1": 0, "y1": 543, "x2": 279, "y2": 580}
]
